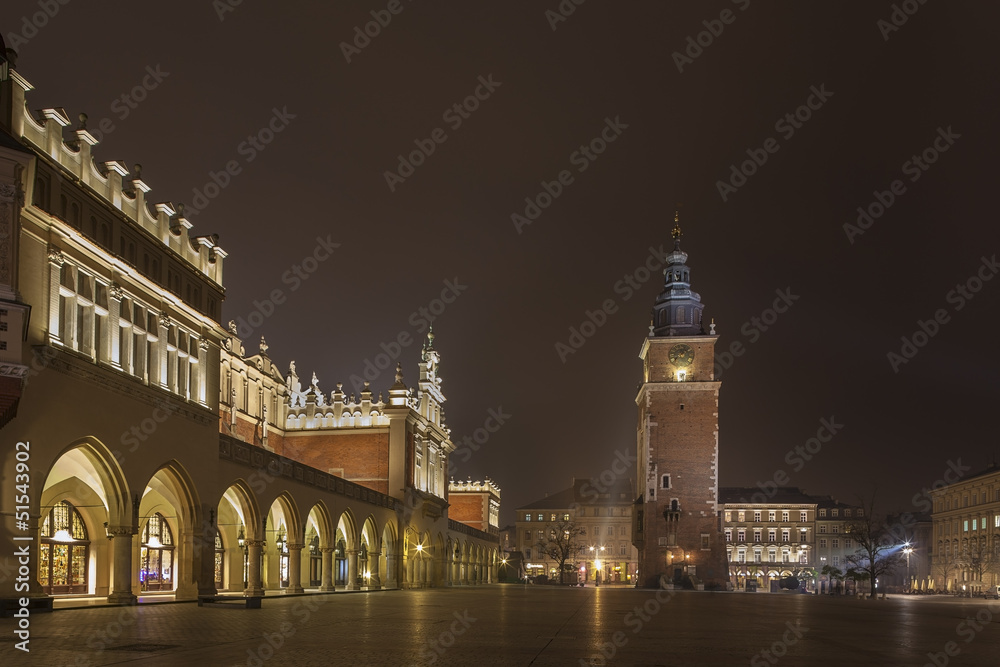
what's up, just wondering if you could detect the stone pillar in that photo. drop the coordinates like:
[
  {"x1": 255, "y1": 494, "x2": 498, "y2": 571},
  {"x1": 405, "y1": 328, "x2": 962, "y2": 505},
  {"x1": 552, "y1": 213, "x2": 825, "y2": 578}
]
[
  {"x1": 319, "y1": 548, "x2": 335, "y2": 591},
  {"x1": 346, "y1": 549, "x2": 358, "y2": 590},
  {"x1": 285, "y1": 543, "x2": 305, "y2": 594},
  {"x1": 107, "y1": 527, "x2": 137, "y2": 604},
  {"x1": 245, "y1": 540, "x2": 265, "y2": 597},
  {"x1": 385, "y1": 553, "x2": 398, "y2": 589},
  {"x1": 368, "y1": 551, "x2": 382, "y2": 589}
]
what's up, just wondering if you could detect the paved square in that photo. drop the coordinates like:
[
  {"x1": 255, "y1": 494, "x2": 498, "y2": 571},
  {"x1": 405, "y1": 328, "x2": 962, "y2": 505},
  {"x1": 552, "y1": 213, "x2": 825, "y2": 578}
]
[{"x1": 3, "y1": 588, "x2": 998, "y2": 666}]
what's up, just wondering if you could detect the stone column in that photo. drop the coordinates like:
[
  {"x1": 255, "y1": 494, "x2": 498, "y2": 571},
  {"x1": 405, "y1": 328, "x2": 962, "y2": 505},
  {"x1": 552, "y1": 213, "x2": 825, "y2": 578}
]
[
  {"x1": 385, "y1": 553, "x2": 398, "y2": 589},
  {"x1": 319, "y1": 547, "x2": 335, "y2": 591},
  {"x1": 245, "y1": 540, "x2": 265, "y2": 597},
  {"x1": 368, "y1": 550, "x2": 382, "y2": 589},
  {"x1": 346, "y1": 549, "x2": 358, "y2": 590},
  {"x1": 107, "y1": 526, "x2": 137, "y2": 604},
  {"x1": 286, "y1": 543, "x2": 304, "y2": 594}
]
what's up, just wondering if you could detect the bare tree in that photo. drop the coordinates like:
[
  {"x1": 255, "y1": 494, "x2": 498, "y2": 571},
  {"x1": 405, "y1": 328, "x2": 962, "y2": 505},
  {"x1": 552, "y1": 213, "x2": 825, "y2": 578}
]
[
  {"x1": 932, "y1": 551, "x2": 960, "y2": 592},
  {"x1": 844, "y1": 494, "x2": 904, "y2": 598},
  {"x1": 964, "y1": 537, "x2": 1000, "y2": 593},
  {"x1": 535, "y1": 520, "x2": 587, "y2": 584}
]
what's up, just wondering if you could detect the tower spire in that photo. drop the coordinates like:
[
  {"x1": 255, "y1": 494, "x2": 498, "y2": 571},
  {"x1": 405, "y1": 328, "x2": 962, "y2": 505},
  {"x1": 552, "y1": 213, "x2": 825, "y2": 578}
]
[{"x1": 650, "y1": 209, "x2": 705, "y2": 337}]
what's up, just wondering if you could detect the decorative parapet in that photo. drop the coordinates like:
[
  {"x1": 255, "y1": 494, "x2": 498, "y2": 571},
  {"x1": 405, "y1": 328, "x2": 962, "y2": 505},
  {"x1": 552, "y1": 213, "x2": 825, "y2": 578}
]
[
  {"x1": 448, "y1": 518, "x2": 499, "y2": 545},
  {"x1": 285, "y1": 380, "x2": 390, "y2": 430},
  {"x1": 448, "y1": 477, "x2": 501, "y2": 499},
  {"x1": 219, "y1": 434, "x2": 399, "y2": 510},
  {"x1": 7, "y1": 70, "x2": 225, "y2": 285}
]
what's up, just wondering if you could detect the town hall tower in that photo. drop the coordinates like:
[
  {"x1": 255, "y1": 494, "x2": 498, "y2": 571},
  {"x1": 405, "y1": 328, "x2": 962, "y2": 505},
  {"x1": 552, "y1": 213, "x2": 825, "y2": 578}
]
[{"x1": 633, "y1": 216, "x2": 728, "y2": 588}]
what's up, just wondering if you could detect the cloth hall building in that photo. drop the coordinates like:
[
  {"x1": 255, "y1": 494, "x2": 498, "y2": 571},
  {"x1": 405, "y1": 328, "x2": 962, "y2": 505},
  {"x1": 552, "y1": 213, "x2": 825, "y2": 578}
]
[{"x1": 0, "y1": 46, "x2": 500, "y2": 615}]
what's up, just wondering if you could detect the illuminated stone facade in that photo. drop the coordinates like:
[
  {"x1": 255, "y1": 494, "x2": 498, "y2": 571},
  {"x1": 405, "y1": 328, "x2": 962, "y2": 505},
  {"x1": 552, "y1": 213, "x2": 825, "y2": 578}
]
[{"x1": 0, "y1": 50, "x2": 498, "y2": 615}]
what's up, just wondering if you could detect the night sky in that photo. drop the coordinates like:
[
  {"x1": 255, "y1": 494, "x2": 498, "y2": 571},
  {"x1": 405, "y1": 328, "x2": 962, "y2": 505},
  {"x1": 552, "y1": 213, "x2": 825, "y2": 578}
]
[{"x1": 4, "y1": 1, "x2": 998, "y2": 525}]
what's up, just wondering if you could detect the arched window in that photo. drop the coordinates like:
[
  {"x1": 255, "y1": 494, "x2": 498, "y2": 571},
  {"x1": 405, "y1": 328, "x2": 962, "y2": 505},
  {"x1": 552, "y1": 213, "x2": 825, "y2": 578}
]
[
  {"x1": 307, "y1": 531, "x2": 321, "y2": 587},
  {"x1": 140, "y1": 513, "x2": 175, "y2": 591},
  {"x1": 676, "y1": 307, "x2": 685, "y2": 323},
  {"x1": 335, "y1": 538, "x2": 347, "y2": 586},
  {"x1": 359, "y1": 542, "x2": 369, "y2": 586},
  {"x1": 39, "y1": 501, "x2": 89, "y2": 594}
]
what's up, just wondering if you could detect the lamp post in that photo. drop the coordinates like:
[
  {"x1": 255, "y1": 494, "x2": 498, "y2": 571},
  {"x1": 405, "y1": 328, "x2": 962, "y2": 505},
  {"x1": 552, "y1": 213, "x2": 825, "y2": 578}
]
[
  {"x1": 238, "y1": 525, "x2": 247, "y2": 590},
  {"x1": 903, "y1": 543, "x2": 913, "y2": 592}
]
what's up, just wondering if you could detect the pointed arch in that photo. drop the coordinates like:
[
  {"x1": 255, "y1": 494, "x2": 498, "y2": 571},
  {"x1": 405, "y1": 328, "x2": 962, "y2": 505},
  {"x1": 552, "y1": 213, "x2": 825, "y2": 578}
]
[{"x1": 42, "y1": 437, "x2": 131, "y2": 527}]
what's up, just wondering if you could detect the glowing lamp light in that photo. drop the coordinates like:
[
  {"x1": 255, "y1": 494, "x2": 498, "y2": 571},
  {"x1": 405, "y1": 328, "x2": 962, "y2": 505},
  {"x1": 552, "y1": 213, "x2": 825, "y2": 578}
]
[
  {"x1": 677, "y1": 370, "x2": 687, "y2": 382},
  {"x1": 364, "y1": 570, "x2": 371, "y2": 580},
  {"x1": 52, "y1": 529, "x2": 75, "y2": 543},
  {"x1": 416, "y1": 544, "x2": 423, "y2": 552},
  {"x1": 147, "y1": 535, "x2": 163, "y2": 549},
  {"x1": 595, "y1": 559, "x2": 602, "y2": 569}
]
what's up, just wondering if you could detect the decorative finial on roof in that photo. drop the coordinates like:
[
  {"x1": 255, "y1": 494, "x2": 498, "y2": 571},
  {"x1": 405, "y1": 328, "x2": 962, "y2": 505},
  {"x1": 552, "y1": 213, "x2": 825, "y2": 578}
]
[
  {"x1": 395, "y1": 362, "x2": 404, "y2": 385},
  {"x1": 227, "y1": 320, "x2": 238, "y2": 335},
  {"x1": 709, "y1": 318, "x2": 716, "y2": 335},
  {"x1": 77, "y1": 112, "x2": 87, "y2": 130},
  {"x1": 259, "y1": 336, "x2": 268, "y2": 355},
  {"x1": 672, "y1": 208, "x2": 683, "y2": 250},
  {"x1": 133, "y1": 163, "x2": 142, "y2": 179}
]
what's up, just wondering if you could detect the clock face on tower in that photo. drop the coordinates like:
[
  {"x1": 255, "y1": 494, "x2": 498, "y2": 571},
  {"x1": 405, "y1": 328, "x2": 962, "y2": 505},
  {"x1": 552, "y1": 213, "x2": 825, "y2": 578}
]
[{"x1": 668, "y1": 343, "x2": 695, "y2": 367}]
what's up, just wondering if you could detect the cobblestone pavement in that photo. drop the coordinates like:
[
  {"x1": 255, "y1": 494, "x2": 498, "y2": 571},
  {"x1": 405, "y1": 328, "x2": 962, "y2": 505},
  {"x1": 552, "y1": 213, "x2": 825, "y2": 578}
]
[{"x1": 3, "y1": 587, "x2": 999, "y2": 666}]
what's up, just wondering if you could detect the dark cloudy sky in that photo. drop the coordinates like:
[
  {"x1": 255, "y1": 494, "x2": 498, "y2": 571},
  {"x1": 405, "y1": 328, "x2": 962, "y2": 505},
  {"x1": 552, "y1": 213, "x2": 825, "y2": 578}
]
[{"x1": 5, "y1": 1, "x2": 998, "y2": 526}]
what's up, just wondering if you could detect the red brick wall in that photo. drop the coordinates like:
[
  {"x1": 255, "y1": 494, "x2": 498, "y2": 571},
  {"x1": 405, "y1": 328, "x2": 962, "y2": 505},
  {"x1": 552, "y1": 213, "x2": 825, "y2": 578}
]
[
  {"x1": 281, "y1": 430, "x2": 391, "y2": 495},
  {"x1": 449, "y1": 494, "x2": 486, "y2": 531},
  {"x1": 638, "y1": 336, "x2": 728, "y2": 588}
]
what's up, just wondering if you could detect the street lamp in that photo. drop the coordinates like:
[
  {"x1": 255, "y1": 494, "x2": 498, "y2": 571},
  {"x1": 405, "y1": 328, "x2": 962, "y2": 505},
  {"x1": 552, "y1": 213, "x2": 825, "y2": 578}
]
[
  {"x1": 903, "y1": 543, "x2": 913, "y2": 592},
  {"x1": 238, "y1": 525, "x2": 248, "y2": 589}
]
